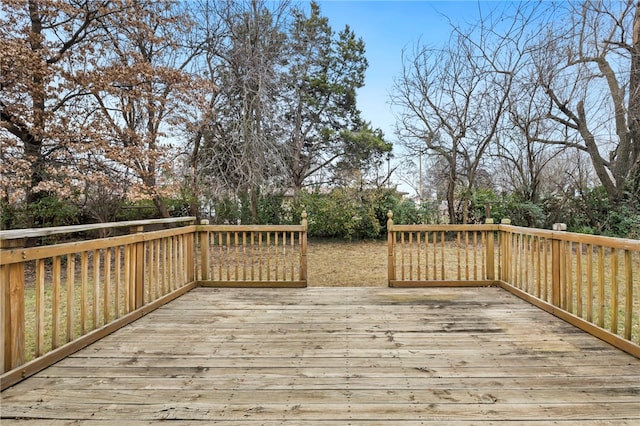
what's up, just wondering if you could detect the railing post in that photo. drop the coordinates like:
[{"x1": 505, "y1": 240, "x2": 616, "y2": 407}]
[
  {"x1": 300, "y1": 211, "x2": 308, "y2": 284},
  {"x1": 129, "y1": 226, "x2": 145, "y2": 310},
  {"x1": 186, "y1": 220, "x2": 195, "y2": 284},
  {"x1": 500, "y1": 219, "x2": 511, "y2": 283},
  {"x1": 485, "y1": 218, "x2": 495, "y2": 281},
  {"x1": 551, "y1": 223, "x2": 567, "y2": 307},
  {"x1": 387, "y1": 211, "x2": 396, "y2": 286},
  {"x1": 1, "y1": 238, "x2": 26, "y2": 373},
  {"x1": 199, "y1": 219, "x2": 210, "y2": 282}
]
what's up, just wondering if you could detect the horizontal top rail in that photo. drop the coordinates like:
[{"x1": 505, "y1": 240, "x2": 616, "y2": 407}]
[
  {"x1": 0, "y1": 226, "x2": 198, "y2": 265},
  {"x1": 390, "y1": 224, "x2": 499, "y2": 232},
  {"x1": 197, "y1": 224, "x2": 306, "y2": 232},
  {"x1": 500, "y1": 224, "x2": 640, "y2": 250},
  {"x1": 0, "y1": 217, "x2": 197, "y2": 241},
  {"x1": 389, "y1": 221, "x2": 640, "y2": 251}
]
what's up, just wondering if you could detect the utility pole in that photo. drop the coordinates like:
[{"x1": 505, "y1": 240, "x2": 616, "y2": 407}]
[{"x1": 418, "y1": 150, "x2": 423, "y2": 203}]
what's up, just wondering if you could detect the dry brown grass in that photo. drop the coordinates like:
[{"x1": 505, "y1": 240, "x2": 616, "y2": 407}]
[{"x1": 307, "y1": 239, "x2": 388, "y2": 287}]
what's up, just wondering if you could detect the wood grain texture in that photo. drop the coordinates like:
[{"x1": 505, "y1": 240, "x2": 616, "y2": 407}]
[{"x1": 2, "y1": 286, "x2": 639, "y2": 424}]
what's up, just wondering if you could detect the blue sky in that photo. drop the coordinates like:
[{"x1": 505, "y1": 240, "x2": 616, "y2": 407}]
[{"x1": 317, "y1": 1, "x2": 486, "y2": 143}]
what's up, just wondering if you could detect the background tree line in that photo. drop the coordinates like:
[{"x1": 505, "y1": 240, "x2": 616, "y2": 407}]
[
  {"x1": 393, "y1": 0, "x2": 640, "y2": 238},
  {"x1": 2, "y1": 0, "x2": 638, "y2": 239},
  {"x1": 1, "y1": 0, "x2": 390, "y2": 229}
]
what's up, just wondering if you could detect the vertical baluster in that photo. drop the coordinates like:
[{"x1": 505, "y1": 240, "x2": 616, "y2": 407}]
[
  {"x1": 424, "y1": 231, "x2": 429, "y2": 281},
  {"x1": 283, "y1": 231, "x2": 288, "y2": 281},
  {"x1": 408, "y1": 232, "x2": 413, "y2": 281},
  {"x1": 567, "y1": 242, "x2": 573, "y2": 312},
  {"x1": 524, "y1": 234, "x2": 529, "y2": 290},
  {"x1": 162, "y1": 238, "x2": 169, "y2": 293},
  {"x1": 144, "y1": 240, "x2": 150, "y2": 302},
  {"x1": 104, "y1": 248, "x2": 111, "y2": 325},
  {"x1": 455, "y1": 232, "x2": 461, "y2": 280},
  {"x1": 597, "y1": 246, "x2": 605, "y2": 327},
  {"x1": 440, "y1": 231, "x2": 445, "y2": 280},
  {"x1": 242, "y1": 232, "x2": 247, "y2": 281},
  {"x1": 480, "y1": 231, "x2": 485, "y2": 279},
  {"x1": 250, "y1": 232, "x2": 255, "y2": 281},
  {"x1": 234, "y1": 232, "x2": 239, "y2": 281},
  {"x1": 215, "y1": 232, "x2": 221, "y2": 281},
  {"x1": 611, "y1": 249, "x2": 619, "y2": 334},
  {"x1": 290, "y1": 231, "x2": 295, "y2": 281},
  {"x1": 155, "y1": 240, "x2": 161, "y2": 296},
  {"x1": 81, "y1": 251, "x2": 89, "y2": 333},
  {"x1": 424, "y1": 231, "x2": 429, "y2": 280},
  {"x1": 416, "y1": 231, "x2": 421, "y2": 281},
  {"x1": 399, "y1": 231, "x2": 402, "y2": 281},
  {"x1": 52, "y1": 256, "x2": 61, "y2": 348},
  {"x1": 266, "y1": 232, "x2": 272, "y2": 281},
  {"x1": 275, "y1": 232, "x2": 280, "y2": 281},
  {"x1": 173, "y1": 236, "x2": 179, "y2": 290},
  {"x1": 624, "y1": 250, "x2": 633, "y2": 340},
  {"x1": 66, "y1": 253, "x2": 75, "y2": 343},
  {"x1": 464, "y1": 232, "x2": 469, "y2": 280},
  {"x1": 92, "y1": 250, "x2": 99, "y2": 329},
  {"x1": 225, "y1": 232, "x2": 231, "y2": 281},
  {"x1": 181, "y1": 234, "x2": 187, "y2": 285},
  {"x1": 433, "y1": 231, "x2": 438, "y2": 280},
  {"x1": 148, "y1": 240, "x2": 155, "y2": 301},
  {"x1": 576, "y1": 243, "x2": 583, "y2": 318},
  {"x1": 259, "y1": 232, "x2": 264, "y2": 282},
  {"x1": 535, "y1": 237, "x2": 541, "y2": 298},
  {"x1": 586, "y1": 244, "x2": 593, "y2": 322},
  {"x1": 519, "y1": 234, "x2": 525, "y2": 289},
  {"x1": 35, "y1": 259, "x2": 45, "y2": 357},
  {"x1": 543, "y1": 239, "x2": 549, "y2": 301},
  {"x1": 114, "y1": 246, "x2": 121, "y2": 319}
]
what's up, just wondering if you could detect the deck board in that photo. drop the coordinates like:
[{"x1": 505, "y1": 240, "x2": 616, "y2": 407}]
[{"x1": 2, "y1": 286, "x2": 640, "y2": 424}]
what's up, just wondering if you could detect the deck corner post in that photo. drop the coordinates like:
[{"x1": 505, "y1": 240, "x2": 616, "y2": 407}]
[
  {"x1": 129, "y1": 226, "x2": 145, "y2": 310},
  {"x1": 387, "y1": 211, "x2": 396, "y2": 286},
  {"x1": 186, "y1": 228, "x2": 195, "y2": 284},
  {"x1": 300, "y1": 211, "x2": 308, "y2": 284},
  {"x1": 500, "y1": 218, "x2": 511, "y2": 282},
  {"x1": 1, "y1": 238, "x2": 26, "y2": 373},
  {"x1": 485, "y1": 219, "x2": 495, "y2": 281},
  {"x1": 199, "y1": 220, "x2": 210, "y2": 281},
  {"x1": 551, "y1": 223, "x2": 566, "y2": 307}
]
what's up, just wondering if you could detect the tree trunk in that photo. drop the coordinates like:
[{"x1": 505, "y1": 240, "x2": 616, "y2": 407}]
[
  {"x1": 446, "y1": 180, "x2": 456, "y2": 224},
  {"x1": 152, "y1": 195, "x2": 170, "y2": 219},
  {"x1": 25, "y1": 0, "x2": 46, "y2": 225},
  {"x1": 629, "y1": 1, "x2": 640, "y2": 194}
]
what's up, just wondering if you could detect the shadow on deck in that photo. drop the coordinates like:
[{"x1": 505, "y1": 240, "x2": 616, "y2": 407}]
[{"x1": 2, "y1": 286, "x2": 640, "y2": 424}]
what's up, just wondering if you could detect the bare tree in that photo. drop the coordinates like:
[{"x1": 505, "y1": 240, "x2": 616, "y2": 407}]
[
  {"x1": 495, "y1": 81, "x2": 567, "y2": 204},
  {"x1": 530, "y1": 0, "x2": 640, "y2": 203},
  {"x1": 393, "y1": 4, "x2": 537, "y2": 223},
  {"x1": 196, "y1": 0, "x2": 290, "y2": 220}
]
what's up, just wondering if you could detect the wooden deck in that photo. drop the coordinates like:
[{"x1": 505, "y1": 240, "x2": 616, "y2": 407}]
[{"x1": 2, "y1": 286, "x2": 640, "y2": 424}]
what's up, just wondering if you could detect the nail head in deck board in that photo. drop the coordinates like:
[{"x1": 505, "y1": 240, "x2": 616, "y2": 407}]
[{"x1": 2, "y1": 287, "x2": 640, "y2": 423}]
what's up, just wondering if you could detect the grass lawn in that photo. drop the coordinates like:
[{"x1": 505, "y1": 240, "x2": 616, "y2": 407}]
[{"x1": 307, "y1": 239, "x2": 388, "y2": 287}]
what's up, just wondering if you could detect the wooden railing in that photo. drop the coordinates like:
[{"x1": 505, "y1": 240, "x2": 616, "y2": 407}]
[
  {"x1": 1, "y1": 215, "x2": 309, "y2": 390},
  {"x1": 1, "y1": 217, "x2": 198, "y2": 390},
  {"x1": 196, "y1": 213, "x2": 308, "y2": 287},
  {"x1": 387, "y1": 212, "x2": 498, "y2": 286},
  {"x1": 499, "y1": 223, "x2": 640, "y2": 358},
  {"x1": 387, "y1": 212, "x2": 640, "y2": 358},
  {"x1": 1, "y1": 211, "x2": 637, "y2": 389}
]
